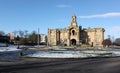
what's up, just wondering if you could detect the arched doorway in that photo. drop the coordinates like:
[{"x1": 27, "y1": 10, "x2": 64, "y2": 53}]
[{"x1": 71, "y1": 39, "x2": 76, "y2": 46}]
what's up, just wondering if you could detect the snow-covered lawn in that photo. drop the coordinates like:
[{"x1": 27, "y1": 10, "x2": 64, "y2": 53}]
[
  {"x1": 25, "y1": 50, "x2": 120, "y2": 58},
  {"x1": 0, "y1": 46, "x2": 21, "y2": 52},
  {"x1": 1, "y1": 45, "x2": 120, "y2": 59}
]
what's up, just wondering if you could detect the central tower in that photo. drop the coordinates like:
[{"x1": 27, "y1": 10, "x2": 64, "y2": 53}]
[
  {"x1": 71, "y1": 15, "x2": 77, "y2": 27},
  {"x1": 68, "y1": 14, "x2": 80, "y2": 46}
]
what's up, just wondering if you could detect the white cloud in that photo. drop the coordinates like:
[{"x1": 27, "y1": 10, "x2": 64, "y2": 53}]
[
  {"x1": 107, "y1": 26, "x2": 120, "y2": 33},
  {"x1": 106, "y1": 26, "x2": 120, "y2": 38},
  {"x1": 79, "y1": 12, "x2": 120, "y2": 18},
  {"x1": 56, "y1": 4, "x2": 71, "y2": 8}
]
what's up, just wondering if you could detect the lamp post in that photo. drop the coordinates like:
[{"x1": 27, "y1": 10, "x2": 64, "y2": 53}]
[{"x1": 38, "y1": 28, "x2": 40, "y2": 48}]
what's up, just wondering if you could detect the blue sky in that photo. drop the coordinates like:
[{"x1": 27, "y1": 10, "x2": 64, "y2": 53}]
[{"x1": 0, "y1": 0, "x2": 120, "y2": 39}]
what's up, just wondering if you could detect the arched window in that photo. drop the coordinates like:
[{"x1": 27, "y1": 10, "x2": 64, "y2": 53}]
[{"x1": 72, "y1": 30, "x2": 75, "y2": 35}]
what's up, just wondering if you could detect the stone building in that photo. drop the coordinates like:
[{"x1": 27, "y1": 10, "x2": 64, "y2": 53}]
[{"x1": 48, "y1": 15, "x2": 105, "y2": 46}]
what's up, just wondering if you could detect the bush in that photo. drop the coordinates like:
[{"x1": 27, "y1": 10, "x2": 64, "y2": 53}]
[{"x1": 102, "y1": 39, "x2": 111, "y2": 47}]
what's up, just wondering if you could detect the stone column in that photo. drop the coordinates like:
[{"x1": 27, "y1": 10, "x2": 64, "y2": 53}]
[
  {"x1": 94, "y1": 29, "x2": 97, "y2": 46},
  {"x1": 67, "y1": 30, "x2": 70, "y2": 46},
  {"x1": 76, "y1": 28, "x2": 80, "y2": 46},
  {"x1": 101, "y1": 29, "x2": 104, "y2": 46}
]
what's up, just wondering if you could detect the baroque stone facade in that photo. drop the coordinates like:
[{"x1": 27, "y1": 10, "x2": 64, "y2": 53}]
[{"x1": 48, "y1": 15, "x2": 105, "y2": 46}]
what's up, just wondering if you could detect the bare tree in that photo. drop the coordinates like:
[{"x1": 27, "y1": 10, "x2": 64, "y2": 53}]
[
  {"x1": 28, "y1": 31, "x2": 37, "y2": 44},
  {"x1": 0, "y1": 31, "x2": 5, "y2": 36},
  {"x1": 13, "y1": 31, "x2": 18, "y2": 37},
  {"x1": 19, "y1": 30, "x2": 24, "y2": 38},
  {"x1": 24, "y1": 30, "x2": 28, "y2": 38}
]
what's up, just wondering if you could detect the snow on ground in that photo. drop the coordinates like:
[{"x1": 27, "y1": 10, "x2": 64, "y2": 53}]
[
  {"x1": 26, "y1": 51, "x2": 90, "y2": 58},
  {"x1": 0, "y1": 43, "x2": 7, "y2": 47},
  {"x1": 1, "y1": 44, "x2": 120, "y2": 58},
  {"x1": 0, "y1": 46, "x2": 21, "y2": 52},
  {"x1": 34, "y1": 45, "x2": 46, "y2": 48},
  {"x1": 112, "y1": 51, "x2": 120, "y2": 56},
  {"x1": 26, "y1": 50, "x2": 120, "y2": 58},
  {"x1": 28, "y1": 45, "x2": 46, "y2": 49}
]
